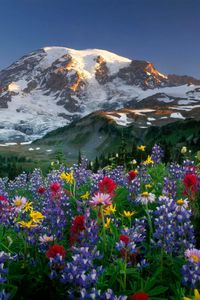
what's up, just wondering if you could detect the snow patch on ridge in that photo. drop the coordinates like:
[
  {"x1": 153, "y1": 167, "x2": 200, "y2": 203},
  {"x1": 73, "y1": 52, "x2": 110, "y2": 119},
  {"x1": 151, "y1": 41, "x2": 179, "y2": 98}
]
[
  {"x1": 170, "y1": 112, "x2": 185, "y2": 119},
  {"x1": 107, "y1": 112, "x2": 132, "y2": 126},
  {"x1": 8, "y1": 80, "x2": 28, "y2": 92}
]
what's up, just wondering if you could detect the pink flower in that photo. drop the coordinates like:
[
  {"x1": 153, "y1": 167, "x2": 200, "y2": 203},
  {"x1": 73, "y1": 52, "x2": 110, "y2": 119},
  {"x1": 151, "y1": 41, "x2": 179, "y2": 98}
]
[
  {"x1": 185, "y1": 248, "x2": 200, "y2": 263},
  {"x1": 12, "y1": 196, "x2": 27, "y2": 212},
  {"x1": 89, "y1": 192, "x2": 112, "y2": 207}
]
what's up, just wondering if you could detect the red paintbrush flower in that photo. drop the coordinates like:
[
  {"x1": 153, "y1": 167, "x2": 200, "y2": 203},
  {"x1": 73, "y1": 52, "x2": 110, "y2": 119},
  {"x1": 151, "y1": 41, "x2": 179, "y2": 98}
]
[
  {"x1": 70, "y1": 215, "x2": 85, "y2": 245},
  {"x1": 0, "y1": 195, "x2": 7, "y2": 202},
  {"x1": 50, "y1": 182, "x2": 61, "y2": 193},
  {"x1": 184, "y1": 173, "x2": 197, "y2": 188},
  {"x1": 98, "y1": 177, "x2": 117, "y2": 195},
  {"x1": 119, "y1": 234, "x2": 130, "y2": 246},
  {"x1": 73, "y1": 215, "x2": 85, "y2": 231},
  {"x1": 37, "y1": 186, "x2": 46, "y2": 194},
  {"x1": 128, "y1": 170, "x2": 137, "y2": 181},
  {"x1": 129, "y1": 292, "x2": 149, "y2": 300},
  {"x1": 183, "y1": 173, "x2": 199, "y2": 197},
  {"x1": 46, "y1": 244, "x2": 65, "y2": 259}
]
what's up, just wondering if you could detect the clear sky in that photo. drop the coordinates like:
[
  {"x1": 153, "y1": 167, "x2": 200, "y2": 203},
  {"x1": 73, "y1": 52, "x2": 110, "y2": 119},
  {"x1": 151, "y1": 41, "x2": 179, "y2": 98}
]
[{"x1": 0, "y1": 0, "x2": 200, "y2": 78}]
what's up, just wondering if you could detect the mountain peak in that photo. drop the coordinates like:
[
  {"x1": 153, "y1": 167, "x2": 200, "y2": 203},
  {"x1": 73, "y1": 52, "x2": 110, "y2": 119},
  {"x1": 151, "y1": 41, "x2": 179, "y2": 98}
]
[{"x1": 0, "y1": 46, "x2": 200, "y2": 142}]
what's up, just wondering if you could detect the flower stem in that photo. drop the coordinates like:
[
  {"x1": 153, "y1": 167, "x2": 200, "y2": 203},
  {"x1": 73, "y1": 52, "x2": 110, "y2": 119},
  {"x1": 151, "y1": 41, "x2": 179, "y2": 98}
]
[
  {"x1": 145, "y1": 204, "x2": 153, "y2": 242},
  {"x1": 100, "y1": 205, "x2": 107, "y2": 252},
  {"x1": 124, "y1": 251, "x2": 127, "y2": 291}
]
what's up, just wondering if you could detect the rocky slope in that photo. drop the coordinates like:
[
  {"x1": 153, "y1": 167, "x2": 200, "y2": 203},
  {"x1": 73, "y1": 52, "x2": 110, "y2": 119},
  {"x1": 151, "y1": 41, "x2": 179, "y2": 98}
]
[
  {"x1": 30, "y1": 111, "x2": 200, "y2": 161},
  {"x1": 0, "y1": 46, "x2": 200, "y2": 142}
]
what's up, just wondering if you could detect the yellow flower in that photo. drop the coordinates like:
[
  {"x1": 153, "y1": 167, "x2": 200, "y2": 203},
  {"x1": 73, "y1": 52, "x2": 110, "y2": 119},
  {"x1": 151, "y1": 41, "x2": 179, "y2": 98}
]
[
  {"x1": 30, "y1": 211, "x2": 45, "y2": 224},
  {"x1": 104, "y1": 204, "x2": 116, "y2": 215},
  {"x1": 18, "y1": 220, "x2": 38, "y2": 228},
  {"x1": 14, "y1": 199, "x2": 23, "y2": 207},
  {"x1": 194, "y1": 289, "x2": 200, "y2": 300},
  {"x1": 141, "y1": 191, "x2": 149, "y2": 197},
  {"x1": 143, "y1": 155, "x2": 154, "y2": 165},
  {"x1": 104, "y1": 217, "x2": 111, "y2": 229},
  {"x1": 145, "y1": 184, "x2": 152, "y2": 189},
  {"x1": 66, "y1": 172, "x2": 74, "y2": 184},
  {"x1": 137, "y1": 145, "x2": 146, "y2": 151},
  {"x1": 81, "y1": 191, "x2": 90, "y2": 200},
  {"x1": 60, "y1": 171, "x2": 74, "y2": 184},
  {"x1": 23, "y1": 202, "x2": 33, "y2": 212},
  {"x1": 60, "y1": 172, "x2": 67, "y2": 180},
  {"x1": 122, "y1": 210, "x2": 135, "y2": 218},
  {"x1": 176, "y1": 199, "x2": 185, "y2": 206},
  {"x1": 184, "y1": 289, "x2": 200, "y2": 300},
  {"x1": 191, "y1": 255, "x2": 200, "y2": 263}
]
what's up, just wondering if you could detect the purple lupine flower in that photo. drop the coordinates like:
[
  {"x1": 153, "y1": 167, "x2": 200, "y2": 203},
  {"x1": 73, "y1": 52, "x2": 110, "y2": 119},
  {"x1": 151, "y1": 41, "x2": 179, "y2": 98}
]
[
  {"x1": 72, "y1": 163, "x2": 93, "y2": 188},
  {"x1": 183, "y1": 159, "x2": 197, "y2": 174},
  {"x1": 60, "y1": 246, "x2": 103, "y2": 288},
  {"x1": 0, "y1": 290, "x2": 10, "y2": 300},
  {"x1": 162, "y1": 177, "x2": 177, "y2": 199},
  {"x1": 128, "y1": 218, "x2": 147, "y2": 244},
  {"x1": 48, "y1": 254, "x2": 65, "y2": 280},
  {"x1": 0, "y1": 192, "x2": 14, "y2": 226},
  {"x1": 168, "y1": 163, "x2": 184, "y2": 180},
  {"x1": 127, "y1": 176, "x2": 141, "y2": 202},
  {"x1": 7, "y1": 172, "x2": 28, "y2": 191},
  {"x1": 182, "y1": 248, "x2": 200, "y2": 288},
  {"x1": 0, "y1": 251, "x2": 16, "y2": 286},
  {"x1": 116, "y1": 220, "x2": 147, "y2": 265},
  {"x1": 151, "y1": 144, "x2": 164, "y2": 164},
  {"x1": 47, "y1": 211, "x2": 103, "y2": 298},
  {"x1": 138, "y1": 166, "x2": 151, "y2": 185},
  {"x1": 79, "y1": 287, "x2": 127, "y2": 300},
  {"x1": 116, "y1": 234, "x2": 137, "y2": 255},
  {"x1": 153, "y1": 196, "x2": 195, "y2": 254}
]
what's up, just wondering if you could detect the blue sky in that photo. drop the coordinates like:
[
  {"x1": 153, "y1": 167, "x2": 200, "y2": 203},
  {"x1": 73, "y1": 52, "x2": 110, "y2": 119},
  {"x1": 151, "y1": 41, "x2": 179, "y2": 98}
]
[{"x1": 0, "y1": 0, "x2": 200, "y2": 77}]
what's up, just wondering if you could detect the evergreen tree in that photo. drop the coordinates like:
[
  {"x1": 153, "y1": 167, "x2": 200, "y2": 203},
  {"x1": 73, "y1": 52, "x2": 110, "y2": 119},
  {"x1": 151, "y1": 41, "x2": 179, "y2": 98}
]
[
  {"x1": 55, "y1": 149, "x2": 65, "y2": 164},
  {"x1": 78, "y1": 150, "x2": 82, "y2": 165},
  {"x1": 118, "y1": 130, "x2": 127, "y2": 166},
  {"x1": 93, "y1": 156, "x2": 100, "y2": 172}
]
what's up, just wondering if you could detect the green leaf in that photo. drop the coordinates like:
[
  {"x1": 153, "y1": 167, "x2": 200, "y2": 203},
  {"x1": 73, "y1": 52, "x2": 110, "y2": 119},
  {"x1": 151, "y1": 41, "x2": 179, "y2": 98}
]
[{"x1": 148, "y1": 286, "x2": 168, "y2": 296}]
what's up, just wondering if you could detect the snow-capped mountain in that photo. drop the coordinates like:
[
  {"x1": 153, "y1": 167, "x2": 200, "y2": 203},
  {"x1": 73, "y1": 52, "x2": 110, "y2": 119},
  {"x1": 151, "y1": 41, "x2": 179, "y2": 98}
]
[{"x1": 0, "y1": 46, "x2": 200, "y2": 142}]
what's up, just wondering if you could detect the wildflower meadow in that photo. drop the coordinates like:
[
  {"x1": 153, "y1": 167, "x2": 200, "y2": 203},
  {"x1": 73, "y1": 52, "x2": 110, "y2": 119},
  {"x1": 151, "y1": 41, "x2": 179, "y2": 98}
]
[{"x1": 0, "y1": 144, "x2": 200, "y2": 300}]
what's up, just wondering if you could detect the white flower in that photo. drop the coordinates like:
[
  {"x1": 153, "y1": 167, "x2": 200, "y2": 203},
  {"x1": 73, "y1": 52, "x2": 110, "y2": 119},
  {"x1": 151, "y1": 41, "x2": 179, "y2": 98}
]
[
  {"x1": 181, "y1": 146, "x2": 187, "y2": 154},
  {"x1": 136, "y1": 192, "x2": 155, "y2": 205},
  {"x1": 39, "y1": 234, "x2": 54, "y2": 243},
  {"x1": 131, "y1": 159, "x2": 137, "y2": 165}
]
